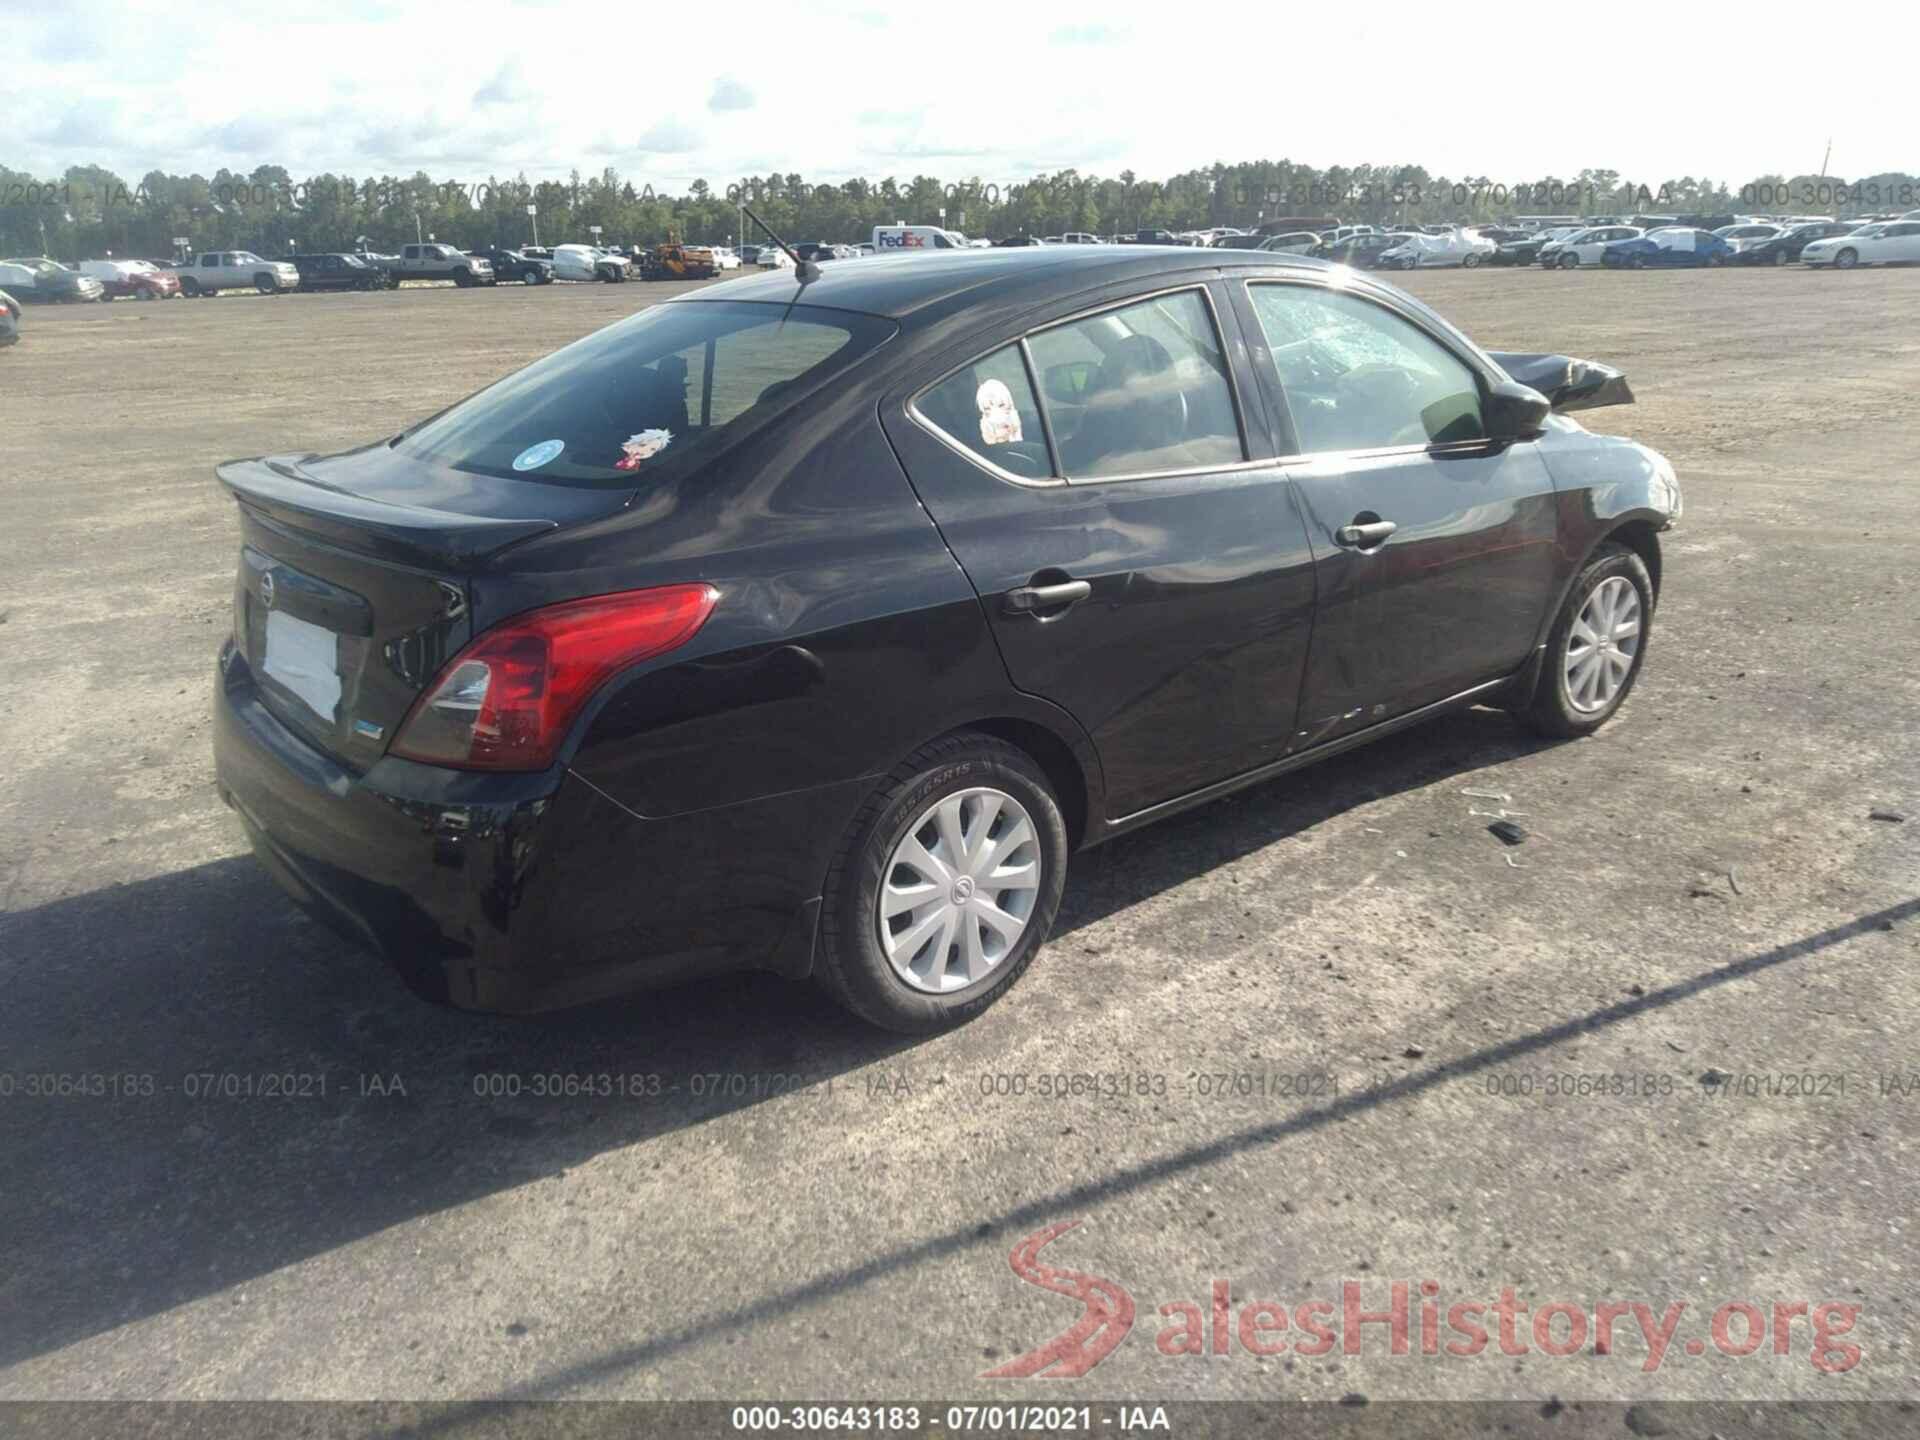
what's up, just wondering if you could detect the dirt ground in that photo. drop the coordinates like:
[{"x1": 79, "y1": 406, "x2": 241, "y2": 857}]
[{"x1": 0, "y1": 266, "x2": 1916, "y2": 1415}]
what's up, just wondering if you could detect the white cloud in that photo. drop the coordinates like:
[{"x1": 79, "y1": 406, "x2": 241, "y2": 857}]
[
  {"x1": 2, "y1": 2, "x2": 1909, "y2": 194},
  {"x1": 708, "y1": 76, "x2": 756, "y2": 113},
  {"x1": 637, "y1": 119, "x2": 702, "y2": 155}
]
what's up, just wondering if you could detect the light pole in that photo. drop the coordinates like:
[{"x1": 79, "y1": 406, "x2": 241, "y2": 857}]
[{"x1": 527, "y1": 202, "x2": 539, "y2": 248}]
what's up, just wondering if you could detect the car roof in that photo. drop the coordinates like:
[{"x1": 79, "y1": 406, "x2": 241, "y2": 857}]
[{"x1": 674, "y1": 245, "x2": 1337, "y2": 325}]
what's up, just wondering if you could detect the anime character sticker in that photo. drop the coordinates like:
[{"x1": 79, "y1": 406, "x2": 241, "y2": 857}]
[
  {"x1": 614, "y1": 429, "x2": 674, "y2": 471},
  {"x1": 977, "y1": 379, "x2": 1023, "y2": 446}
]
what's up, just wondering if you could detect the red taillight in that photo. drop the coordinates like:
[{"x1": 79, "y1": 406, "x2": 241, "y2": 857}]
[{"x1": 390, "y1": 584, "x2": 719, "y2": 771}]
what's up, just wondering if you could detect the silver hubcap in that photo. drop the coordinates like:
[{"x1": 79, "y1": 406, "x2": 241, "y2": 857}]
[
  {"x1": 879, "y1": 787, "x2": 1040, "y2": 993},
  {"x1": 1566, "y1": 575, "x2": 1642, "y2": 713}
]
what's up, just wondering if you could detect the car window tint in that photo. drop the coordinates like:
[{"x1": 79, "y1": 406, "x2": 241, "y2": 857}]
[
  {"x1": 1248, "y1": 283, "x2": 1486, "y2": 454},
  {"x1": 918, "y1": 345, "x2": 1050, "y2": 479},
  {"x1": 398, "y1": 300, "x2": 895, "y2": 487},
  {"x1": 1027, "y1": 289, "x2": 1243, "y2": 479}
]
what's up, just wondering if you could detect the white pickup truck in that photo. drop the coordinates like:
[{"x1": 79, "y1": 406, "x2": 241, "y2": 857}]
[
  {"x1": 176, "y1": 251, "x2": 301, "y2": 297},
  {"x1": 390, "y1": 243, "x2": 496, "y2": 286}
]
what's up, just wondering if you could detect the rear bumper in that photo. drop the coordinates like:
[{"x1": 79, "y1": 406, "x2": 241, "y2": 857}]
[{"x1": 213, "y1": 643, "x2": 827, "y2": 1013}]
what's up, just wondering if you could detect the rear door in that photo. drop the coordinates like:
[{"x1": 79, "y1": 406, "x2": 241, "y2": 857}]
[
  {"x1": 1233, "y1": 275, "x2": 1563, "y2": 748},
  {"x1": 882, "y1": 279, "x2": 1319, "y2": 818}
]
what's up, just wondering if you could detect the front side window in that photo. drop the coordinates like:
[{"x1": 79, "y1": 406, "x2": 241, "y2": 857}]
[
  {"x1": 1248, "y1": 283, "x2": 1486, "y2": 455},
  {"x1": 1025, "y1": 289, "x2": 1244, "y2": 479},
  {"x1": 398, "y1": 300, "x2": 895, "y2": 487},
  {"x1": 918, "y1": 344, "x2": 1050, "y2": 479}
]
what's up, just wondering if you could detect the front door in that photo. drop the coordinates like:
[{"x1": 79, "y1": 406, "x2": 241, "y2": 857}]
[
  {"x1": 882, "y1": 281, "x2": 1319, "y2": 818},
  {"x1": 1235, "y1": 277, "x2": 1563, "y2": 749}
]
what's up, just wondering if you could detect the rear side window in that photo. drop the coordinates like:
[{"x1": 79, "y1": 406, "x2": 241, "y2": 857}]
[
  {"x1": 1248, "y1": 283, "x2": 1485, "y2": 454},
  {"x1": 397, "y1": 300, "x2": 896, "y2": 487},
  {"x1": 917, "y1": 345, "x2": 1050, "y2": 480},
  {"x1": 1026, "y1": 289, "x2": 1244, "y2": 479}
]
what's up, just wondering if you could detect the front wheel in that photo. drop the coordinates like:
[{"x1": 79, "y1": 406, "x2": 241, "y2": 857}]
[
  {"x1": 1517, "y1": 542, "x2": 1654, "y2": 738},
  {"x1": 1462, "y1": 252, "x2": 1482, "y2": 268},
  {"x1": 254, "y1": 275, "x2": 278, "y2": 294},
  {"x1": 1558, "y1": 252, "x2": 1579, "y2": 269},
  {"x1": 1834, "y1": 248, "x2": 1859, "y2": 270},
  {"x1": 816, "y1": 732, "x2": 1069, "y2": 1033}
]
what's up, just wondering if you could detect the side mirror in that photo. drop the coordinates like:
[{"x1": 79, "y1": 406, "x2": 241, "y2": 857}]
[
  {"x1": 1042, "y1": 360, "x2": 1098, "y2": 405},
  {"x1": 1484, "y1": 379, "x2": 1551, "y2": 440}
]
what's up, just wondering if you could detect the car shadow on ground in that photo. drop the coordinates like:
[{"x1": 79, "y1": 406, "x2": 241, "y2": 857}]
[{"x1": 0, "y1": 706, "x2": 1547, "y2": 1373}]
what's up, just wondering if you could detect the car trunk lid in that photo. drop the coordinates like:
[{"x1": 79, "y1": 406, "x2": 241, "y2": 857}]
[{"x1": 218, "y1": 447, "x2": 633, "y2": 769}]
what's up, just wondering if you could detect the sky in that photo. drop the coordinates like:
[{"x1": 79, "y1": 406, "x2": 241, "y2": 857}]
[{"x1": 5, "y1": 0, "x2": 1911, "y2": 191}]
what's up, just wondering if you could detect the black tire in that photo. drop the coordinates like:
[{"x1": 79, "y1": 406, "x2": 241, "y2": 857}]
[
  {"x1": 254, "y1": 275, "x2": 277, "y2": 294},
  {"x1": 1517, "y1": 541, "x2": 1655, "y2": 739},
  {"x1": 1834, "y1": 248, "x2": 1859, "y2": 270},
  {"x1": 1773, "y1": 249, "x2": 1790, "y2": 266},
  {"x1": 1462, "y1": 252, "x2": 1482, "y2": 268},
  {"x1": 1558, "y1": 251, "x2": 1579, "y2": 269},
  {"x1": 815, "y1": 731, "x2": 1070, "y2": 1034},
  {"x1": 180, "y1": 277, "x2": 201, "y2": 297}
]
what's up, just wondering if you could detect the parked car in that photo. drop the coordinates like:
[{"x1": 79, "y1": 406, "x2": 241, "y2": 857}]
[
  {"x1": 995, "y1": 235, "x2": 1048, "y2": 247},
  {"x1": 0, "y1": 288, "x2": 19, "y2": 347},
  {"x1": 1599, "y1": 229, "x2": 1735, "y2": 268},
  {"x1": 211, "y1": 246, "x2": 1678, "y2": 1031},
  {"x1": 0, "y1": 257, "x2": 106, "y2": 302},
  {"x1": 1310, "y1": 232, "x2": 1413, "y2": 268},
  {"x1": 1255, "y1": 231, "x2": 1324, "y2": 255},
  {"x1": 468, "y1": 247, "x2": 553, "y2": 284},
  {"x1": 1059, "y1": 232, "x2": 1102, "y2": 244},
  {"x1": 1377, "y1": 229, "x2": 1497, "y2": 270},
  {"x1": 175, "y1": 250, "x2": 301, "y2": 296},
  {"x1": 552, "y1": 244, "x2": 629, "y2": 282},
  {"x1": 758, "y1": 245, "x2": 793, "y2": 269},
  {"x1": 1712, "y1": 223, "x2": 1786, "y2": 254},
  {"x1": 708, "y1": 246, "x2": 742, "y2": 271},
  {"x1": 1490, "y1": 226, "x2": 1580, "y2": 266},
  {"x1": 389, "y1": 243, "x2": 495, "y2": 286},
  {"x1": 1732, "y1": 221, "x2": 1858, "y2": 266},
  {"x1": 1800, "y1": 220, "x2": 1920, "y2": 268},
  {"x1": 1115, "y1": 229, "x2": 1180, "y2": 245},
  {"x1": 286, "y1": 253, "x2": 395, "y2": 292},
  {"x1": 79, "y1": 258, "x2": 180, "y2": 300},
  {"x1": 1538, "y1": 226, "x2": 1643, "y2": 268}
]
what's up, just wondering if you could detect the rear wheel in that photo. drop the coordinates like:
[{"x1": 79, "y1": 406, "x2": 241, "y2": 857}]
[
  {"x1": 816, "y1": 732, "x2": 1069, "y2": 1033},
  {"x1": 1462, "y1": 252, "x2": 1482, "y2": 268},
  {"x1": 1518, "y1": 542, "x2": 1654, "y2": 738},
  {"x1": 1773, "y1": 249, "x2": 1790, "y2": 266}
]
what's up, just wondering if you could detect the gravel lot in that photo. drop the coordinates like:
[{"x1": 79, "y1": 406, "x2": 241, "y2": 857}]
[{"x1": 1, "y1": 266, "x2": 1915, "y2": 1411}]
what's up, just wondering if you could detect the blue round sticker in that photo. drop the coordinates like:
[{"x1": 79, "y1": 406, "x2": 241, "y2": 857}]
[{"x1": 512, "y1": 439, "x2": 565, "y2": 472}]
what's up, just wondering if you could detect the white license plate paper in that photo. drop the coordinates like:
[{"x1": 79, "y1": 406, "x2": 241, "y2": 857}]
[{"x1": 263, "y1": 609, "x2": 343, "y2": 721}]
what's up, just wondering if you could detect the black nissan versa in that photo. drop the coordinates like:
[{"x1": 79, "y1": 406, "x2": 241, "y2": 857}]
[{"x1": 213, "y1": 246, "x2": 1680, "y2": 1032}]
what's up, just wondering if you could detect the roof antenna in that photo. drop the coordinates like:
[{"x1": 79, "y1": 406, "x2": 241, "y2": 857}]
[{"x1": 741, "y1": 202, "x2": 820, "y2": 283}]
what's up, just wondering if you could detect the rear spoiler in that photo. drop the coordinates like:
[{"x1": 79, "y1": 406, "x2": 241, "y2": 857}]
[
  {"x1": 216, "y1": 456, "x2": 557, "y2": 569},
  {"x1": 1488, "y1": 352, "x2": 1635, "y2": 413}
]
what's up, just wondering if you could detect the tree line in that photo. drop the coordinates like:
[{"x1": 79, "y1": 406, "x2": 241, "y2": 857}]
[{"x1": 3, "y1": 159, "x2": 1915, "y2": 260}]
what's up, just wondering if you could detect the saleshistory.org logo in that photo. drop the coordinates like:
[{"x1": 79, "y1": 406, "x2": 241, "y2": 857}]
[{"x1": 981, "y1": 1222, "x2": 1862, "y2": 1377}]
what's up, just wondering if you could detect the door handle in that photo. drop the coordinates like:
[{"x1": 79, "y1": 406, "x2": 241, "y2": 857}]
[
  {"x1": 1004, "y1": 579, "x2": 1092, "y2": 615},
  {"x1": 1335, "y1": 519, "x2": 1398, "y2": 548}
]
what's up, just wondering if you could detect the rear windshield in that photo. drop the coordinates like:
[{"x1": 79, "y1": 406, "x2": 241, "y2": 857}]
[{"x1": 397, "y1": 300, "x2": 897, "y2": 487}]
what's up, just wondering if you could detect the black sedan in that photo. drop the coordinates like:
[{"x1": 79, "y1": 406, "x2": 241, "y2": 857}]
[
  {"x1": 213, "y1": 247, "x2": 1680, "y2": 1031},
  {"x1": 1307, "y1": 232, "x2": 1410, "y2": 268},
  {"x1": 472, "y1": 246, "x2": 555, "y2": 283},
  {"x1": 287, "y1": 253, "x2": 395, "y2": 292},
  {"x1": 1732, "y1": 221, "x2": 1859, "y2": 267}
]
